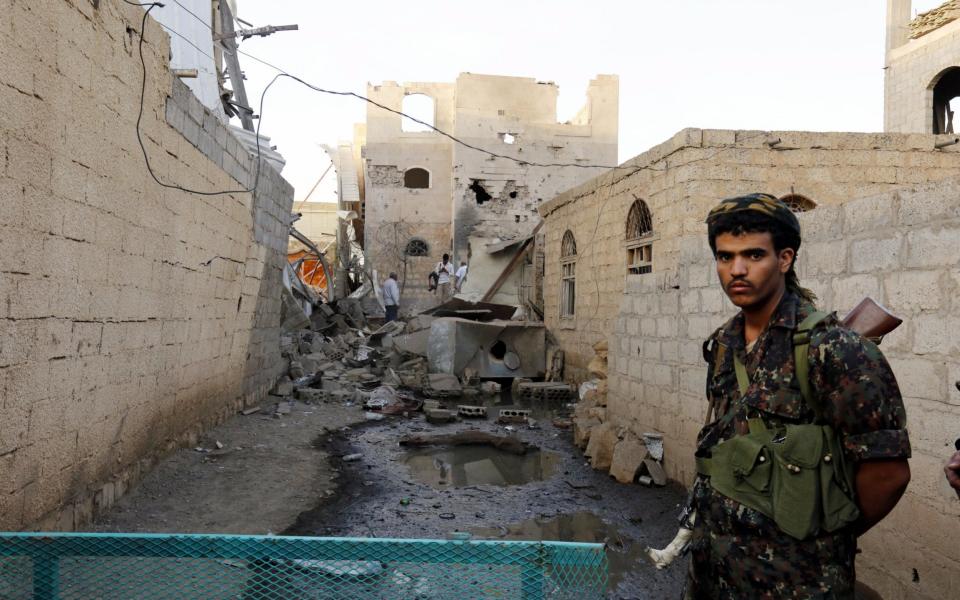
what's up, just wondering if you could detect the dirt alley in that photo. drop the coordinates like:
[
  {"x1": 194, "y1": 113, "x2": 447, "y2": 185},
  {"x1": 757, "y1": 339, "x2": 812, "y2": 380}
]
[{"x1": 88, "y1": 396, "x2": 687, "y2": 599}]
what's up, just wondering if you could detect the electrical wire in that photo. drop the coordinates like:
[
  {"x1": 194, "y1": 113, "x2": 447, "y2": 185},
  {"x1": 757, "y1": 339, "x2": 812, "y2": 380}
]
[{"x1": 130, "y1": 2, "x2": 261, "y2": 196}]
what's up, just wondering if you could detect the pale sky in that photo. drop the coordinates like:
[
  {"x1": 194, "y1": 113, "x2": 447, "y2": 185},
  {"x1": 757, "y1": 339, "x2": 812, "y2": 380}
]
[{"x1": 229, "y1": 1, "x2": 946, "y2": 203}]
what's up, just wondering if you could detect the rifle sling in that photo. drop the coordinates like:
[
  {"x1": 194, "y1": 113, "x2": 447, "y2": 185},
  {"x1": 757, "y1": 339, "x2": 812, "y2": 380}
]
[{"x1": 731, "y1": 311, "x2": 830, "y2": 422}]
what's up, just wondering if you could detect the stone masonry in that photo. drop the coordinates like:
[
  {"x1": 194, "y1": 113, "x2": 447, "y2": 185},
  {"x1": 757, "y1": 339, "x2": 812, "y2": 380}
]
[
  {"x1": 541, "y1": 128, "x2": 960, "y2": 599},
  {"x1": 0, "y1": 0, "x2": 292, "y2": 531}
]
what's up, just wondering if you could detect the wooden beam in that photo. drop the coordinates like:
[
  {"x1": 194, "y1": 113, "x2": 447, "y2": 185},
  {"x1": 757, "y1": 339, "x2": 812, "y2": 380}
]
[{"x1": 480, "y1": 221, "x2": 543, "y2": 303}]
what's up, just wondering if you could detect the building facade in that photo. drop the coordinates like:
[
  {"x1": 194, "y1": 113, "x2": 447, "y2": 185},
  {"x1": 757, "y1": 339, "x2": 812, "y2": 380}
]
[
  {"x1": 356, "y1": 73, "x2": 618, "y2": 312},
  {"x1": 885, "y1": 0, "x2": 960, "y2": 133}
]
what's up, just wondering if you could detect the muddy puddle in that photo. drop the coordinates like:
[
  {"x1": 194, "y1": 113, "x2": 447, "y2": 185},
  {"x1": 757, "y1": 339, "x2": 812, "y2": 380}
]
[
  {"x1": 470, "y1": 511, "x2": 646, "y2": 587},
  {"x1": 403, "y1": 446, "x2": 560, "y2": 488}
]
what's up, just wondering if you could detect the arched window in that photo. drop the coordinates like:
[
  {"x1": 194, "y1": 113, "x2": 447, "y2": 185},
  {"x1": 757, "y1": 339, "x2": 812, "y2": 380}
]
[
  {"x1": 561, "y1": 230, "x2": 577, "y2": 258},
  {"x1": 405, "y1": 238, "x2": 429, "y2": 257},
  {"x1": 401, "y1": 93, "x2": 435, "y2": 133},
  {"x1": 625, "y1": 198, "x2": 654, "y2": 275},
  {"x1": 404, "y1": 167, "x2": 430, "y2": 189},
  {"x1": 779, "y1": 193, "x2": 817, "y2": 213},
  {"x1": 932, "y1": 67, "x2": 960, "y2": 134},
  {"x1": 626, "y1": 199, "x2": 654, "y2": 241},
  {"x1": 560, "y1": 230, "x2": 576, "y2": 318}
]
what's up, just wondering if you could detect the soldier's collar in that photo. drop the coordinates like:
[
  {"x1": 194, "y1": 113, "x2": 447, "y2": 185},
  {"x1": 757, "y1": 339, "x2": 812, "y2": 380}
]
[{"x1": 719, "y1": 291, "x2": 799, "y2": 350}]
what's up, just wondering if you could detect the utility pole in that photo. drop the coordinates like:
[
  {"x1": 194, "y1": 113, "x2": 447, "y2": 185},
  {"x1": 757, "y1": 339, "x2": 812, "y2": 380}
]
[{"x1": 218, "y1": 0, "x2": 255, "y2": 131}]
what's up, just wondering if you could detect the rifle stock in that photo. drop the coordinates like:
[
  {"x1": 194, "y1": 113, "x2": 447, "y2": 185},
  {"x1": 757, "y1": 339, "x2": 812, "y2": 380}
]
[{"x1": 840, "y1": 297, "x2": 902, "y2": 342}]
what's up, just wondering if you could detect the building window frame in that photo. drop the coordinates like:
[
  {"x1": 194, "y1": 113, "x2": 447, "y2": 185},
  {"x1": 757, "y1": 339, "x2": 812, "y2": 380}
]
[
  {"x1": 405, "y1": 237, "x2": 430, "y2": 257},
  {"x1": 625, "y1": 198, "x2": 655, "y2": 275},
  {"x1": 560, "y1": 230, "x2": 577, "y2": 319}
]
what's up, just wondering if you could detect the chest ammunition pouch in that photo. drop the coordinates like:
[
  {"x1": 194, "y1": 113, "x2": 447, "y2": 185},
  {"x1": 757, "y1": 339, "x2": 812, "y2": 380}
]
[{"x1": 696, "y1": 311, "x2": 860, "y2": 540}]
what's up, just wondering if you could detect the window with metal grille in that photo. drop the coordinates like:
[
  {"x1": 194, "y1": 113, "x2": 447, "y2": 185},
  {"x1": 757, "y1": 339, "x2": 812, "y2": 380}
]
[
  {"x1": 405, "y1": 238, "x2": 429, "y2": 256},
  {"x1": 779, "y1": 193, "x2": 817, "y2": 213},
  {"x1": 560, "y1": 230, "x2": 576, "y2": 318},
  {"x1": 625, "y1": 198, "x2": 654, "y2": 275}
]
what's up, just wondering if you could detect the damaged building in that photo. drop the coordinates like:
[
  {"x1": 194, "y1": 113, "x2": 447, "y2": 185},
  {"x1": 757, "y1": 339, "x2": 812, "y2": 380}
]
[{"x1": 353, "y1": 73, "x2": 618, "y2": 312}]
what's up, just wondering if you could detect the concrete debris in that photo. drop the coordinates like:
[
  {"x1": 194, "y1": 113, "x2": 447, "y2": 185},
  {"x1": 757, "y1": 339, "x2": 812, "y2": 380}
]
[
  {"x1": 363, "y1": 386, "x2": 397, "y2": 410},
  {"x1": 457, "y1": 405, "x2": 487, "y2": 418},
  {"x1": 609, "y1": 435, "x2": 649, "y2": 484},
  {"x1": 639, "y1": 458, "x2": 667, "y2": 486},
  {"x1": 479, "y1": 381, "x2": 502, "y2": 395},
  {"x1": 364, "y1": 412, "x2": 385, "y2": 421},
  {"x1": 271, "y1": 377, "x2": 296, "y2": 397},
  {"x1": 342, "y1": 453, "x2": 363, "y2": 462},
  {"x1": 584, "y1": 423, "x2": 619, "y2": 471},
  {"x1": 497, "y1": 408, "x2": 531, "y2": 424},
  {"x1": 573, "y1": 417, "x2": 601, "y2": 449},
  {"x1": 427, "y1": 318, "x2": 545, "y2": 378},
  {"x1": 425, "y1": 409, "x2": 457, "y2": 424},
  {"x1": 643, "y1": 432, "x2": 665, "y2": 462}
]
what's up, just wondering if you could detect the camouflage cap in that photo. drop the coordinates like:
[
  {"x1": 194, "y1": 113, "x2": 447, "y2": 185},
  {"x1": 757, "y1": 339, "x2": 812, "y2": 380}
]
[{"x1": 705, "y1": 193, "x2": 801, "y2": 237}]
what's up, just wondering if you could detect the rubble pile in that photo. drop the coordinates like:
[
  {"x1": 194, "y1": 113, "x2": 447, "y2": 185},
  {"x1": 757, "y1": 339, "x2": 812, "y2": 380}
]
[
  {"x1": 260, "y1": 300, "x2": 514, "y2": 423},
  {"x1": 572, "y1": 340, "x2": 666, "y2": 486}
]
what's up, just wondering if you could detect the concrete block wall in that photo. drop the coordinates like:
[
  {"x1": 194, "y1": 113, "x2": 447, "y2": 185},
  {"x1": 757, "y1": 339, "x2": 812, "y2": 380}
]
[
  {"x1": 541, "y1": 127, "x2": 960, "y2": 380},
  {"x1": 0, "y1": 0, "x2": 292, "y2": 530},
  {"x1": 603, "y1": 178, "x2": 960, "y2": 599}
]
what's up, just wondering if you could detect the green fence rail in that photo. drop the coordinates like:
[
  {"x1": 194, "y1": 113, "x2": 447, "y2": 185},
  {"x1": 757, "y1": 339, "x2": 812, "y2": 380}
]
[{"x1": 0, "y1": 532, "x2": 607, "y2": 599}]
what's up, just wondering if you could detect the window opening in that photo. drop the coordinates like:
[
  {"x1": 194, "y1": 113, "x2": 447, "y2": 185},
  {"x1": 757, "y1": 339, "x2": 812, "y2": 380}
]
[
  {"x1": 469, "y1": 180, "x2": 492, "y2": 205},
  {"x1": 490, "y1": 340, "x2": 507, "y2": 360},
  {"x1": 405, "y1": 238, "x2": 429, "y2": 257},
  {"x1": 404, "y1": 167, "x2": 430, "y2": 189},
  {"x1": 401, "y1": 93, "x2": 435, "y2": 133},
  {"x1": 625, "y1": 198, "x2": 654, "y2": 275},
  {"x1": 779, "y1": 193, "x2": 817, "y2": 213},
  {"x1": 933, "y1": 67, "x2": 960, "y2": 134},
  {"x1": 560, "y1": 230, "x2": 577, "y2": 318}
]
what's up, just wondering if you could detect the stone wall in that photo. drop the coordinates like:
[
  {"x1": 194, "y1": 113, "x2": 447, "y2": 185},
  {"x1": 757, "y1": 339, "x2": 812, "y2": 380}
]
[
  {"x1": 541, "y1": 128, "x2": 960, "y2": 599},
  {"x1": 605, "y1": 179, "x2": 960, "y2": 600},
  {"x1": 0, "y1": 0, "x2": 292, "y2": 530},
  {"x1": 541, "y1": 128, "x2": 960, "y2": 381}
]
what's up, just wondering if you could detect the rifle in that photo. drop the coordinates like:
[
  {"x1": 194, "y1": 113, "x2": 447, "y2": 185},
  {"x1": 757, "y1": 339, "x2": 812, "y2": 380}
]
[
  {"x1": 840, "y1": 297, "x2": 902, "y2": 343},
  {"x1": 646, "y1": 296, "x2": 903, "y2": 570}
]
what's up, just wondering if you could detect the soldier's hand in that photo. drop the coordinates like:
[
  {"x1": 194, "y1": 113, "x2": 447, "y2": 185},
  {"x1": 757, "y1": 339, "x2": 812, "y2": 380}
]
[{"x1": 946, "y1": 449, "x2": 960, "y2": 498}]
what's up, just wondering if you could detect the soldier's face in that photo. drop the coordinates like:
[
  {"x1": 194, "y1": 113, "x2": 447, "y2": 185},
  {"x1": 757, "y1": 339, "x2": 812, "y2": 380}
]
[{"x1": 714, "y1": 231, "x2": 794, "y2": 310}]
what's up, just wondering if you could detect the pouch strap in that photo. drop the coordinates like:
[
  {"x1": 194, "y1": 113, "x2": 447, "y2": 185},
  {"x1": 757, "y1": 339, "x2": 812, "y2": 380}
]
[
  {"x1": 733, "y1": 354, "x2": 750, "y2": 396},
  {"x1": 793, "y1": 311, "x2": 829, "y2": 421}
]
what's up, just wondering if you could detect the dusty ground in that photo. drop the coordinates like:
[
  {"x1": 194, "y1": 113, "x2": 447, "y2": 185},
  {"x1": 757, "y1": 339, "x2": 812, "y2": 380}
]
[
  {"x1": 88, "y1": 401, "x2": 365, "y2": 535},
  {"x1": 89, "y1": 396, "x2": 688, "y2": 598}
]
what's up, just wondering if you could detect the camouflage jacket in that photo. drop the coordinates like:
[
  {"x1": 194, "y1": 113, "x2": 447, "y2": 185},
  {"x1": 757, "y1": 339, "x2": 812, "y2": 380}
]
[{"x1": 686, "y1": 292, "x2": 911, "y2": 600}]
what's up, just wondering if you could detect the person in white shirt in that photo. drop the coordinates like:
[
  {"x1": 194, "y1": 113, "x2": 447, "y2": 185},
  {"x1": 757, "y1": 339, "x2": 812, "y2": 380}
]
[
  {"x1": 454, "y1": 261, "x2": 468, "y2": 292},
  {"x1": 382, "y1": 272, "x2": 400, "y2": 322},
  {"x1": 435, "y1": 254, "x2": 454, "y2": 303}
]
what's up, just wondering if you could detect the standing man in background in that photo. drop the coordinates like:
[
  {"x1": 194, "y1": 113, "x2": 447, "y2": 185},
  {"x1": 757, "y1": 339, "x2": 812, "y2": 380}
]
[
  {"x1": 436, "y1": 254, "x2": 454, "y2": 303},
  {"x1": 382, "y1": 272, "x2": 400, "y2": 322},
  {"x1": 455, "y1": 261, "x2": 468, "y2": 292}
]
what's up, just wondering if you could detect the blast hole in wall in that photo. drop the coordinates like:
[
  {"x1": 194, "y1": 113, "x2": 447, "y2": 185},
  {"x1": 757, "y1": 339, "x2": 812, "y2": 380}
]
[
  {"x1": 490, "y1": 340, "x2": 507, "y2": 360},
  {"x1": 470, "y1": 181, "x2": 492, "y2": 205}
]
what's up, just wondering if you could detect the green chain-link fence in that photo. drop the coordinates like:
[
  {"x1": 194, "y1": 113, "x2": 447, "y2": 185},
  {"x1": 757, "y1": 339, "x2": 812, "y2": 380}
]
[{"x1": 0, "y1": 532, "x2": 607, "y2": 599}]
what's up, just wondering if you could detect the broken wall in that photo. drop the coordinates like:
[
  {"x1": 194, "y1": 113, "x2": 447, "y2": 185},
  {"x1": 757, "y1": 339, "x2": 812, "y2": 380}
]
[
  {"x1": 359, "y1": 74, "x2": 617, "y2": 312},
  {"x1": 541, "y1": 128, "x2": 960, "y2": 599},
  {"x1": 0, "y1": 0, "x2": 292, "y2": 530},
  {"x1": 451, "y1": 74, "x2": 618, "y2": 264}
]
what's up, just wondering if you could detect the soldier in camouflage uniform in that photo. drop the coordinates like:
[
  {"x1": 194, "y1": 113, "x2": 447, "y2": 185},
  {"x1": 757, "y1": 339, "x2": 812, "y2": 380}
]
[{"x1": 685, "y1": 194, "x2": 912, "y2": 599}]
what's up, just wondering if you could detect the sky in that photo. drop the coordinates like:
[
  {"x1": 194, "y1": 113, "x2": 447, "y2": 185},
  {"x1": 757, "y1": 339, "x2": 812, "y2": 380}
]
[{"x1": 225, "y1": 1, "x2": 947, "y2": 203}]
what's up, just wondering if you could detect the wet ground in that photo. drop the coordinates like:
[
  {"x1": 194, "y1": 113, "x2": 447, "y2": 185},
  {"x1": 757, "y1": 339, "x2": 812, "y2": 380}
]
[
  {"x1": 285, "y1": 394, "x2": 688, "y2": 599},
  {"x1": 89, "y1": 391, "x2": 688, "y2": 598}
]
